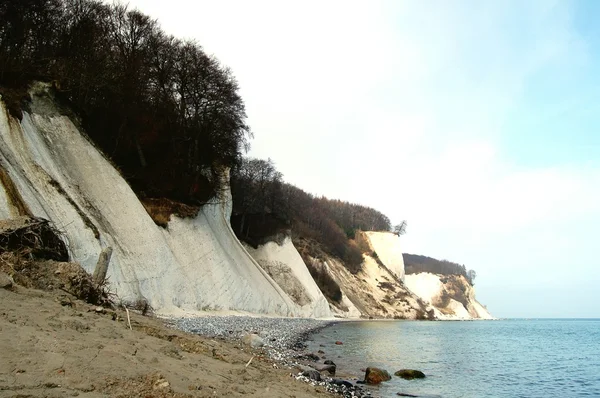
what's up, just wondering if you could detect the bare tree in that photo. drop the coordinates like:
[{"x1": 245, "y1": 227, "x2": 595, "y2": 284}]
[
  {"x1": 393, "y1": 220, "x2": 407, "y2": 236},
  {"x1": 467, "y1": 269, "x2": 477, "y2": 286}
]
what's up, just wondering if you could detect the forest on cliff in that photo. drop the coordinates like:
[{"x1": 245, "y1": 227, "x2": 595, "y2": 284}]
[
  {"x1": 1, "y1": 0, "x2": 249, "y2": 202},
  {"x1": 403, "y1": 253, "x2": 477, "y2": 285},
  {"x1": 0, "y1": 0, "x2": 398, "y2": 275},
  {"x1": 230, "y1": 157, "x2": 392, "y2": 272}
]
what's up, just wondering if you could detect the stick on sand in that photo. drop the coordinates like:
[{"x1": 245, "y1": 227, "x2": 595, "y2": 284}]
[{"x1": 124, "y1": 306, "x2": 132, "y2": 330}]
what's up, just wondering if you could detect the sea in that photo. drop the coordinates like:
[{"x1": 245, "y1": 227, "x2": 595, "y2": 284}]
[{"x1": 305, "y1": 319, "x2": 600, "y2": 398}]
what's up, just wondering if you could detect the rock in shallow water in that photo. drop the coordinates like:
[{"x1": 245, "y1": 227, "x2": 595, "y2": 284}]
[
  {"x1": 315, "y1": 363, "x2": 336, "y2": 375},
  {"x1": 364, "y1": 367, "x2": 392, "y2": 384},
  {"x1": 395, "y1": 369, "x2": 426, "y2": 379},
  {"x1": 296, "y1": 353, "x2": 320, "y2": 362}
]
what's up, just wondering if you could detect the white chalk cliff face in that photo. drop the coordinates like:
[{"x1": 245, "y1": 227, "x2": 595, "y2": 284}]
[
  {"x1": 360, "y1": 232, "x2": 492, "y2": 320},
  {"x1": 305, "y1": 231, "x2": 431, "y2": 319},
  {"x1": 361, "y1": 231, "x2": 405, "y2": 280},
  {"x1": 323, "y1": 254, "x2": 430, "y2": 319},
  {"x1": 0, "y1": 85, "x2": 322, "y2": 317},
  {"x1": 244, "y1": 237, "x2": 332, "y2": 318},
  {"x1": 404, "y1": 272, "x2": 493, "y2": 320},
  {"x1": 311, "y1": 231, "x2": 491, "y2": 320}
]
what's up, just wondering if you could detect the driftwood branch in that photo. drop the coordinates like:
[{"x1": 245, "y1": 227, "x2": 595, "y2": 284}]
[
  {"x1": 0, "y1": 217, "x2": 68, "y2": 261},
  {"x1": 92, "y1": 246, "x2": 112, "y2": 286},
  {"x1": 124, "y1": 306, "x2": 132, "y2": 330}
]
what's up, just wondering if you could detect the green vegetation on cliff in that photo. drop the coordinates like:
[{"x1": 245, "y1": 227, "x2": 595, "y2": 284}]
[
  {"x1": 1, "y1": 0, "x2": 250, "y2": 203},
  {"x1": 403, "y1": 253, "x2": 476, "y2": 285},
  {"x1": 230, "y1": 157, "x2": 392, "y2": 273}
]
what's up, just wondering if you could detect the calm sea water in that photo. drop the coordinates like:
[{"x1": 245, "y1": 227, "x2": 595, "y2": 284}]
[{"x1": 306, "y1": 319, "x2": 600, "y2": 398}]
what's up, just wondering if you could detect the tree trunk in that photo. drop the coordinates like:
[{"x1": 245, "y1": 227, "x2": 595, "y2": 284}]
[
  {"x1": 134, "y1": 134, "x2": 147, "y2": 167},
  {"x1": 239, "y1": 212, "x2": 246, "y2": 236},
  {"x1": 92, "y1": 247, "x2": 113, "y2": 286}
]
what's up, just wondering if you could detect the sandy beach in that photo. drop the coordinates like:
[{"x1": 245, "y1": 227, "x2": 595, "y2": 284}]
[{"x1": 0, "y1": 285, "x2": 345, "y2": 398}]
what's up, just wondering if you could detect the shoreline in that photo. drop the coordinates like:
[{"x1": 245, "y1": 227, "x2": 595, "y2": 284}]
[
  {"x1": 166, "y1": 315, "x2": 336, "y2": 359},
  {"x1": 166, "y1": 315, "x2": 374, "y2": 397},
  {"x1": 2, "y1": 281, "x2": 494, "y2": 398}
]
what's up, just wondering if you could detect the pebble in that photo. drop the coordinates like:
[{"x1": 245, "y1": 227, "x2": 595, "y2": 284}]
[
  {"x1": 170, "y1": 316, "x2": 332, "y2": 354},
  {"x1": 241, "y1": 333, "x2": 265, "y2": 348},
  {"x1": 168, "y1": 316, "x2": 371, "y2": 397},
  {"x1": 153, "y1": 379, "x2": 170, "y2": 389},
  {"x1": 294, "y1": 372, "x2": 371, "y2": 398}
]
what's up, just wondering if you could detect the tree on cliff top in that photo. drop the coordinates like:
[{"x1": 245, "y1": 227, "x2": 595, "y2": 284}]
[
  {"x1": 467, "y1": 269, "x2": 477, "y2": 286},
  {"x1": 0, "y1": 0, "x2": 251, "y2": 203},
  {"x1": 393, "y1": 221, "x2": 407, "y2": 236}
]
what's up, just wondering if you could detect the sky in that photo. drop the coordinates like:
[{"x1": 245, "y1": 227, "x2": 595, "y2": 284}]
[{"x1": 126, "y1": 0, "x2": 600, "y2": 318}]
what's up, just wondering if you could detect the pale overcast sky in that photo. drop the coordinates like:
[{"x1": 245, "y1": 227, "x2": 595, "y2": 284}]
[{"x1": 125, "y1": 0, "x2": 600, "y2": 318}]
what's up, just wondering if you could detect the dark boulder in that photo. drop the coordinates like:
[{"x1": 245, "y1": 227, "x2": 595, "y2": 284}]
[
  {"x1": 296, "y1": 353, "x2": 320, "y2": 362},
  {"x1": 330, "y1": 379, "x2": 353, "y2": 389},
  {"x1": 301, "y1": 370, "x2": 321, "y2": 381},
  {"x1": 315, "y1": 363, "x2": 336, "y2": 375},
  {"x1": 395, "y1": 369, "x2": 426, "y2": 380}
]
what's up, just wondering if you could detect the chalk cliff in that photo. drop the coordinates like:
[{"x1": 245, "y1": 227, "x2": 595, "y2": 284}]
[
  {"x1": 404, "y1": 272, "x2": 493, "y2": 320},
  {"x1": 244, "y1": 236, "x2": 332, "y2": 318},
  {"x1": 295, "y1": 231, "x2": 432, "y2": 319},
  {"x1": 0, "y1": 84, "x2": 491, "y2": 320},
  {"x1": 0, "y1": 84, "x2": 327, "y2": 317},
  {"x1": 359, "y1": 231, "x2": 405, "y2": 280}
]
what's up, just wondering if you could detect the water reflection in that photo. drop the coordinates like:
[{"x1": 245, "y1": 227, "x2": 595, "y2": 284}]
[{"x1": 306, "y1": 319, "x2": 600, "y2": 398}]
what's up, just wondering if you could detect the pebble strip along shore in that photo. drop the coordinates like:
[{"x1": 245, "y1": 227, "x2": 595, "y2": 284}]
[{"x1": 168, "y1": 316, "x2": 372, "y2": 397}]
